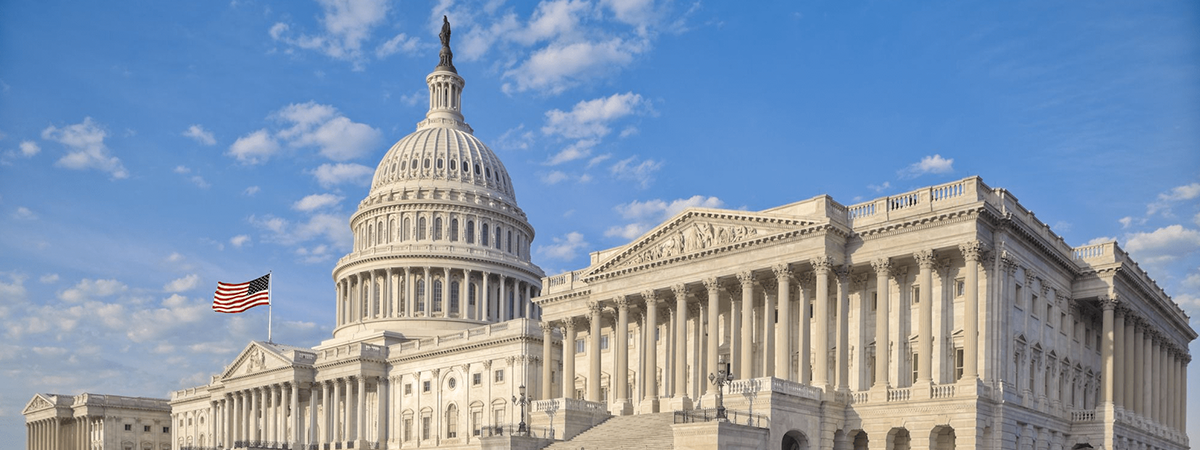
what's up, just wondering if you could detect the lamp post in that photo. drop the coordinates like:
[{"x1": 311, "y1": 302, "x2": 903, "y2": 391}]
[
  {"x1": 512, "y1": 384, "x2": 530, "y2": 435},
  {"x1": 707, "y1": 358, "x2": 734, "y2": 421}
]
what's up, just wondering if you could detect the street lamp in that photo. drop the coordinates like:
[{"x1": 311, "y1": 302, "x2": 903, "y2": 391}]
[
  {"x1": 512, "y1": 384, "x2": 530, "y2": 435},
  {"x1": 707, "y1": 358, "x2": 734, "y2": 421}
]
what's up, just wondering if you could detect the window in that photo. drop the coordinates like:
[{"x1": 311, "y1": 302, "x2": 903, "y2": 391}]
[
  {"x1": 446, "y1": 405, "x2": 458, "y2": 438},
  {"x1": 911, "y1": 353, "x2": 919, "y2": 384},
  {"x1": 163, "y1": 427, "x2": 170, "y2": 433},
  {"x1": 405, "y1": 384, "x2": 413, "y2": 395},
  {"x1": 433, "y1": 280, "x2": 443, "y2": 313},
  {"x1": 494, "y1": 227, "x2": 502, "y2": 249},
  {"x1": 144, "y1": 425, "x2": 151, "y2": 432},
  {"x1": 494, "y1": 369, "x2": 505, "y2": 383},
  {"x1": 912, "y1": 286, "x2": 920, "y2": 305},
  {"x1": 507, "y1": 230, "x2": 513, "y2": 252},
  {"x1": 1046, "y1": 304, "x2": 1053, "y2": 324},
  {"x1": 1015, "y1": 285, "x2": 1024, "y2": 309},
  {"x1": 418, "y1": 217, "x2": 427, "y2": 240},
  {"x1": 416, "y1": 280, "x2": 426, "y2": 313},
  {"x1": 481, "y1": 224, "x2": 490, "y2": 246},
  {"x1": 422, "y1": 415, "x2": 431, "y2": 440},
  {"x1": 437, "y1": 158, "x2": 444, "y2": 169},
  {"x1": 450, "y1": 219, "x2": 459, "y2": 241},
  {"x1": 493, "y1": 408, "x2": 505, "y2": 430},
  {"x1": 450, "y1": 281, "x2": 460, "y2": 314},
  {"x1": 955, "y1": 279, "x2": 965, "y2": 297},
  {"x1": 404, "y1": 417, "x2": 413, "y2": 441},
  {"x1": 600, "y1": 335, "x2": 610, "y2": 351},
  {"x1": 472, "y1": 411, "x2": 482, "y2": 436},
  {"x1": 576, "y1": 338, "x2": 586, "y2": 353},
  {"x1": 450, "y1": 160, "x2": 457, "y2": 171},
  {"x1": 466, "y1": 221, "x2": 475, "y2": 243},
  {"x1": 448, "y1": 377, "x2": 457, "y2": 389},
  {"x1": 1032, "y1": 294, "x2": 1040, "y2": 317},
  {"x1": 423, "y1": 381, "x2": 431, "y2": 393},
  {"x1": 434, "y1": 217, "x2": 443, "y2": 240},
  {"x1": 468, "y1": 283, "x2": 476, "y2": 306},
  {"x1": 473, "y1": 373, "x2": 482, "y2": 386},
  {"x1": 125, "y1": 424, "x2": 132, "y2": 431},
  {"x1": 955, "y1": 348, "x2": 964, "y2": 381},
  {"x1": 1060, "y1": 313, "x2": 1067, "y2": 331},
  {"x1": 403, "y1": 217, "x2": 411, "y2": 241}
]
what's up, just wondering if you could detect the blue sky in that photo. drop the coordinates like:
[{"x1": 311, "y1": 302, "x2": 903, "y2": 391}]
[{"x1": 1, "y1": 0, "x2": 1198, "y2": 443}]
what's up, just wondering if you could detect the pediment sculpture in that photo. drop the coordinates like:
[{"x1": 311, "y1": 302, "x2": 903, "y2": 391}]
[{"x1": 621, "y1": 222, "x2": 759, "y2": 268}]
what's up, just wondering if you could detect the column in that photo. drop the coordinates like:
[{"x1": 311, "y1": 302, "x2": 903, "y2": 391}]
[
  {"x1": 321, "y1": 381, "x2": 330, "y2": 444},
  {"x1": 368, "y1": 270, "x2": 376, "y2": 318},
  {"x1": 1155, "y1": 341, "x2": 1164, "y2": 421},
  {"x1": 290, "y1": 383, "x2": 300, "y2": 446},
  {"x1": 1099, "y1": 297, "x2": 1116, "y2": 405},
  {"x1": 914, "y1": 249, "x2": 935, "y2": 385},
  {"x1": 729, "y1": 283, "x2": 742, "y2": 380},
  {"x1": 482, "y1": 272, "x2": 491, "y2": 321},
  {"x1": 1133, "y1": 321, "x2": 1145, "y2": 415},
  {"x1": 761, "y1": 278, "x2": 776, "y2": 378},
  {"x1": 836, "y1": 266, "x2": 850, "y2": 391},
  {"x1": 613, "y1": 295, "x2": 632, "y2": 414},
  {"x1": 672, "y1": 284, "x2": 693, "y2": 410},
  {"x1": 332, "y1": 379, "x2": 342, "y2": 442},
  {"x1": 872, "y1": 258, "x2": 891, "y2": 389},
  {"x1": 336, "y1": 281, "x2": 344, "y2": 326},
  {"x1": 404, "y1": 268, "x2": 413, "y2": 317},
  {"x1": 498, "y1": 275, "x2": 509, "y2": 321},
  {"x1": 736, "y1": 272, "x2": 755, "y2": 380},
  {"x1": 442, "y1": 267, "x2": 451, "y2": 317},
  {"x1": 797, "y1": 273, "x2": 811, "y2": 385},
  {"x1": 959, "y1": 242, "x2": 982, "y2": 383},
  {"x1": 1113, "y1": 308, "x2": 1125, "y2": 408},
  {"x1": 251, "y1": 387, "x2": 260, "y2": 441},
  {"x1": 424, "y1": 267, "x2": 433, "y2": 317},
  {"x1": 643, "y1": 291, "x2": 662, "y2": 411},
  {"x1": 308, "y1": 385, "x2": 318, "y2": 446},
  {"x1": 692, "y1": 303, "x2": 704, "y2": 399},
  {"x1": 812, "y1": 257, "x2": 832, "y2": 389},
  {"x1": 525, "y1": 284, "x2": 533, "y2": 319},
  {"x1": 357, "y1": 377, "x2": 367, "y2": 443},
  {"x1": 587, "y1": 302, "x2": 602, "y2": 402},
  {"x1": 1143, "y1": 331, "x2": 1153, "y2": 420},
  {"x1": 773, "y1": 266, "x2": 793, "y2": 381},
  {"x1": 376, "y1": 376, "x2": 388, "y2": 446},
  {"x1": 562, "y1": 318, "x2": 578, "y2": 399},
  {"x1": 703, "y1": 278, "x2": 721, "y2": 395},
  {"x1": 540, "y1": 322, "x2": 555, "y2": 399}
]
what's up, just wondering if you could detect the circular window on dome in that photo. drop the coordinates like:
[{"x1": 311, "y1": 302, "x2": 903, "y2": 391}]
[
  {"x1": 450, "y1": 160, "x2": 457, "y2": 171},
  {"x1": 474, "y1": 164, "x2": 481, "y2": 175},
  {"x1": 448, "y1": 377, "x2": 457, "y2": 389},
  {"x1": 437, "y1": 159, "x2": 444, "y2": 169}
]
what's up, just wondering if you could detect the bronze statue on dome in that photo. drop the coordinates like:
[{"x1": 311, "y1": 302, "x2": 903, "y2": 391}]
[{"x1": 438, "y1": 15, "x2": 456, "y2": 73}]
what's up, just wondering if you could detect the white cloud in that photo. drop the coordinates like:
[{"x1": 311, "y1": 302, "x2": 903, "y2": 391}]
[
  {"x1": 165, "y1": 252, "x2": 184, "y2": 263},
  {"x1": 610, "y1": 155, "x2": 663, "y2": 188},
  {"x1": 541, "y1": 170, "x2": 569, "y2": 184},
  {"x1": 1182, "y1": 270, "x2": 1200, "y2": 290},
  {"x1": 18, "y1": 140, "x2": 39, "y2": 157},
  {"x1": 189, "y1": 176, "x2": 210, "y2": 189},
  {"x1": 587, "y1": 153, "x2": 612, "y2": 168},
  {"x1": 174, "y1": 165, "x2": 191, "y2": 174},
  {"x1": 606, "y1": 195, "x2": 724, "y2": 240},
  {"x1": 503, "y1": 38, "x2": 646, "y2": 94},
  {"x1": 898, "y1": 154, "x2": 954, "y2": 179},
  {"x1": 1194, "y1": 212, "x2": 1200, "y2": 227},
  {"x1": 163, "y1": 274, "x2": 200, "y2": 293},
  {"x1": 1052, "y1": 221, "x2": 1072, "y2": 233},
  {"x1": 274, "y1": 102, "x2": 381, "y2": 161},
  {"x1": 601, "y1": 0, "x2": 656, "y2": 27},
  {"x1": 545, "y1": 139, "x2": 596, "y2": 165},
  {"x1": 295, "y1": 244, "x2": 334, "y2": 264},
  {"x1": 1146, "y1": 182, "x2": 1200, "y2": 216},
  {"x1": 1123, "y1": 224, "x2": 1200, "y2": 265},
  {"x1": 375, "y1": 33, "x2": 422, "y2": 58},
  {"x1": 270, "y1": 0, "x2": 392, "y2": 69},
  {"x1": 39, "y1": 273, "x2": 59, "y2": 284},
  {"x1": 542, "y1": 92, "x2": 650, "y2": 139},
  {"x1": 604, "y1": 222, "x2": 649, "y2": 240},
  {"x1": 496, "y1": 125, "x2": 535, "y2": 151},
  {"x1": 1085, "y1": 236, "x2": 1115, "y2": 246},
  {"x1": 311, "y1": 163, "x2": 374, "y2": 187},
  {"x1": 182, "y1": 125, "x2": 216, "y2": 145},
  {"x1": 230, "y1": 235, "x2": 251, "y2": 248},
  {"x1": 868, "y1": 182, "x2": 890, "y2": 193},
  {"x1": 293, "y1": 193, "x2": 344, "y2": 212},
  {"x1": 244, "y1": 186, "x2": 261, "y2": 196},
  {"x1": 513, "y1": 0, "x2": 594, "y2": 45},
  {"x1": 250, "y1": 213, "x2": 352, "y2": 250},
  {"x1": 58, "y1": 278, "x2": 128, "y2": 303},
  {"x1": 536, "y1": 231, "x2": 589, "y2": 260},
  {"x1": 0, "y1": 273, "x2": 27, "y2": 302},
  {"x1": 228, "y1": 129, "x2": 280, "y2": 164},
  {"x1": 42, "y1": 117, "x2": 128, "y2": 179},
  {"x1": 12, "y1": 206, "x2": 36, "y2": 220}
]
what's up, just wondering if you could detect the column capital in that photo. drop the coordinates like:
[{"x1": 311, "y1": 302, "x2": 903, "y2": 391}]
[
  {"x1": 539, "y1": 321, "x2": 555, "y2": 334},
  {"x1": 810, "y1": 256, "x2": 834, "y2": 273},
  {"x1": 702, "y1": 276, "x2": 721, "y2": 291},
  {"x1": 671, "y1": 283, "x2": 689, "y2": 299},
  {"x1": 959, "y1": 240, "x2": 987, "y2": 262},
  {"x1": 759, "y1": 277, "x2": 777, "y2": 292},
  {"x1": 913, "y1": 249, "x2": 936, "y2": 268},
  {"x1": 736, "y1": 270, "x2": 755, "y2": 286},
  {"x1": 587, "y1": 300, "x2": 603, "y2": 314},
  {"x1": 642, "y1": 290, "x2": 661, "y2": 305},
  {"x1": 1001, "y1": 254, "x2": 1018, "y2": 274},
  {"x1": 725, "y1": 281, "x2": 742, "y2": 298},
  {"x1": 772, "y1": 263, "x2": 793, "y2": 280},
  {"x1": 1099, "y1": 296, "x2": 1118, "y2": 311},
  {"x1": 871, "y1": 257, "x2": 892, "y2": 274},
  {"x1": 560, "y1": 316, "x2": 577, "y2": 330},
  {"x1": 615, "y1": 295, "x2": 630, "y2": 309},
  {"x1": 835, "y1": 265, "x2": 851, "y2": 282}
]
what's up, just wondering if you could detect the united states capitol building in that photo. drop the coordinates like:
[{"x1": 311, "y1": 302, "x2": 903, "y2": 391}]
[{"x1": 24, "y1": 20, "x2": 1196, "y2": 450}]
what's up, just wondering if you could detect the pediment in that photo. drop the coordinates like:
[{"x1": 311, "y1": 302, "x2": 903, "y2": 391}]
[
  {"x1": 22, "y1": 394, "x2": 57, "y2": 415},
  {"x1": 585, "y1": 208, "x2": 822, "y2": 278},
  {"x1": 220, "y1": 342, "x2": 296, "y2": 380}
]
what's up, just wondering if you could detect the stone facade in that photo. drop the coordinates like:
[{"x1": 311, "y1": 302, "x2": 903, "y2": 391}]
[{"x1": 23, "y1": 393, "x2": 171, "y2": 450}]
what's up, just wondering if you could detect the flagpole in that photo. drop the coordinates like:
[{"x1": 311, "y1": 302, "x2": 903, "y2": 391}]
[{"x1": 268, "y1": 270, "x2": 273, "y2": 343}]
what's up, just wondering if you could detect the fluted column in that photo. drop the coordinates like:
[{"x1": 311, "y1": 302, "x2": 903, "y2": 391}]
[
  {"x1": 736, "y1": 273, "x2": 755, "y2": 380},
  {"x1": 562, "y1": 318, "x2": 578, "y2": 399},
  {"x1": 761, "y1": 278, "x2": 776, "y2": 378},
  {"x1": 914, "y1": 249, "x2": 935, "y2": 385},
  {"x1": 320, "y1": 381, "x2": 330, "y2": 444},
  {"x1": 587, "y1": 302, "x2": 602, "y2": 402},
  {"x1": 1143, "y1": 331, "x2": 1154, "y2": 420},
  {"x1": 643, "y1": 291, "x2": 662, "y2": 410},
  {"x1": 482, "y1": 272, "x2": 491, "y2": 321},
  {"x1": 290, "y1": 383, "x2": 300, "y2": 446},
  {"x1": 959, "y1": 242, "x2": 982, "y2": 382},
  {"x1": 797, "y1": 273, "x2": 811, "y2": 385},
  {"x1": 703, "y1": 278, "x2": 721, "y2": 394},
  {"x1": 1113, "y1": 308, "x2": 1125, "y2": 408},
  {"x1": 356, "y1": 376, "x2": 366, "y2": 443},
  {"x1": 1099, "y1": 297, "x2": 1116, "y2": 405},
  {"x1": 540, "y1": 322, "x2": 555, "y2": 400},
  {"x1": 773, "y1": 266, "x2": 793, "y2": 381},
  {"x1": 1133, "y1": 321, "x2": 1145, "y2": 414},
  {"x1": 332, "y1": 379, "x2": 342, "y2": 442},
  {"x1": 729, "y1": 283, "x2": 742, "y2": 379},
  {"x1": 672, "y1": 283, "x2": 692, "y2": 410},
  {"x1": 871, "y1": 259, "x2": 891, "y2": 388},
  {"x1": 613, "y1": 295, "x2": 632, "y2": 414},
  {"x1": 812, "y1": 257, "x2": 832, "y2": 389},
  {"x1": 835, "y1": 266, "x2": 850, "y2": 391}
]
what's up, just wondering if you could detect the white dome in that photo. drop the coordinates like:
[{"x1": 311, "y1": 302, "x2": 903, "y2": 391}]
[{"x1": 370, "y1": 125, "x2": 516, "y2": 201}]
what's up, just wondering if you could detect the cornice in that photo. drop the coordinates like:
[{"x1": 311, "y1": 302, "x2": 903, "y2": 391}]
[
  {"x1": 351, "y1": 201, "x2": 535, "y2": 235},
  {"x1": 387, "y1": 334, "x2": 537, "y2": 363},
  {"x1": 535, "y1": 289, "x2": 592, "y2": 307},
  {"x1": 334, "y1": 252, "x2": 545, "y2": 283},
  {"x1": 996, "y1": 212, "x2": 1080, "y2": 278},
  {"x1": 852, "y1": 205, "x2": 982, "y2": 241}
]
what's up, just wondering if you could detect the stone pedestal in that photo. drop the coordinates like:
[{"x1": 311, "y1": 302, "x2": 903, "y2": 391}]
[
  {"x1": 532, "y1": 398, "x2": 609, "y2": 441},
  {"x1": 671, "y1": 420, "x2": 768, "y2": 450},
  {"x1": 610, "y1": 399, "x2": 633, "y2": 416},
  {"x1": 669, "y1": 395, "x2": 693, "y2": 411},
  {"x1": 637, "y1": 398, "x2": 660, "y2": 414}
]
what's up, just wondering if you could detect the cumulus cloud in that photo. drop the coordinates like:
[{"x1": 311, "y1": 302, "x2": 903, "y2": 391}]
[
  {"x1": 496, "y1": 125, "x2": 536, "y2": 151},
  {"x1": 230, "y1": 103, "x2": 380, "y2": 164},
  {"x1": 12, "y1": 206, "x2": 36, "y2": 220},
  {"x1": 18, "y1": 140, "x2": 39, "y2": 157},
  {"x1": 163, "y1": 274, "x2": 200, "y2": 293},
  {"x1": 375, "y1": 32, "x2": 423, "y2": 58},
  {"x1": 542, "y1": 92, "x2": 650, "y2": 139},
  {"x1": 270, "y1": 0, "x2": 392, "y2": 70},
  {"x1": 182, "y1": 125, "x2": 216, "y2": 145},
  {"x1": 545, "y1": 139, "x2": 596, "y2": 165},
  {"x1": 1123, "y1": 224, "x2": 1200, "y2": 265},
  {"x1": 230, "y1": 235, "x2": 251, "y2": 248},
  {"x1": 897, "y1": 154, "x2": 954, "y2": 179},
  {"x1": 1146, "y1": 182, "x2": 1200, "y2": 216},
  {"x1": 58, "y1": 278, "x2": 128, "y2": 303},
  {"x1": 503, "y1": 38, "x2": 647, "y2": 94},
  {"x1": 39, "y1": 274, "x2": 59, "y2": 284},
  {"x1": 536, "y1": 231, "x2": 589, "y2": 260},
  {"x1": 0, "y1": 273, "x2": 27, "y2": 303},
  {"x1": 605, "y1": 195, "x2": 724, "y2": 240},
  {"x1": 293, "y1": 193, "x2": 344, "y2": 212},
  {"x1": 244, "y1": 186, "x2": 261, "y2": 196},
  {"x1": 311, "y1": 163, "x2": 374, "y2": 187},
  {"x1": 228, "y1": 129, "x2": 280, "y2": 164},
  {"x1": 610, "y1": 155, "x2": 663, "y2": 188},
  {"x1": 41, "y1": 117, "x2": 128, "y2": 179},
  {"x1": 250, "y1": 213, "x2": 352, "y2": 251},
  {"x1": 540, "y1": 170, "x2": 569, "y2": 184}
]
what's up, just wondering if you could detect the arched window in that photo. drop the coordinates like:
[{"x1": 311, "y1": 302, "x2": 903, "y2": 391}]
[
  {"x1": 445, "y1": 404, "x2": 458, "y2": 438},
  {"x1": 403, "y1": 218, "x2": 411, "y2": 241},
  {"x1": 378, "y1": 220, "x2": 385, "y2": 245},
  {"x1": 434, "y1": 217, "x2": 443, "y2": 240},
  {"x1": 481, "y1": 224, "x2": 490, "y2": 246},
  {"x1": 468, "y1": 282, "x2": 476, "y2": 306},
  {"x1": 507, "y1": 230, "x2": 513, "y2": 253},
  {"x1": 416, "y1": 279, "x2": 426, "y2": 313},
  {"x1": 368, "y1": 223, "x2": 374, "y2": 246},
  {"x1": 433, "y1": 280, "x2": 443, "y2": 313},
  {"x1": 418, "y1": 217, "x2": 427, "y2": 240},
  {"x1": 389, "y1": 218, "x2": 396, "y2": 242},
  {"x1": 508, "y1": 290, "x2": 515, "y2": 321},
  {"x1": 466, "y1": 221, "x2": 475, "y2": 243},
  {"x1": 494, "y1": 227, "x2": 502, "y2": 250},
  {"x1": 450, "y1": 219, "x2": 459, "y2": 242},
  {"x1": 450, "y1": 281, "x2": 460, "y2": 315}
]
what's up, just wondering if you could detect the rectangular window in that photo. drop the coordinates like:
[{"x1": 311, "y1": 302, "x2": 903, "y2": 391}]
[
  {"x1": 163, "y1": 427, "x2": 169, "y2": 433},
  {"x1": 912, "y1": 286, "x2": 920, "y2": 305},
  {"x1": 1015, "y1": 285, "x2": 1023, "y2": 309},
  {"x1": 495, "y1": 369, "x2": 505, "y2": 383},
  {"x1": 955, "y1": 348, "x2": 964, "y2": 381},
  {"x1": 955, "y1": 279, "x2": 965, "y2": 297},
  {"x1": 1046, "y1": 305, "x2": 1053, "y2": 324},
  {"x1": 600, "y1": 335, "x2": 610, "y2": 351},
  {"x1": 911, "y1": 352, "x2": 919, "y2": 384},
  {"x1": 405, "y1": 384, "x2": 413, "y2": 395},
  {"x1": 472, "y1": 411, "x2": 482, "y2": 436},
  {"x1": 1060, "y1": 313, "x2": 1067, "y2": 331},
  {"x1": 575, "y1": 338, "x2": 585, "y2": 353},
  {"x1": 1032, "y1": 294, "x2": 1040, "y2": 317},
  {"x1": 124, "y1": 424, "x2": 132, "y2": 431},
  {"x1": 404, "y1": 417, "x2": 413, "y2": 441},
  {"x1": 494, "y1": 408, "x2": 505, "y2": 429},
  {"x1": 423, "y1": 380, "x2": 431, "y2": 392},
  {"x1": 422, "y1": 415, "x2": 431, "y2": 440},
  {"x1": 473, "y1": 373, "x2": 482, "y2": 386},
  {"x1": 871, "y1": 292, "x2": 878, "y2": 311},
  {"x1": 143, "y1": 425, "x2": 150, "y2": 432}
]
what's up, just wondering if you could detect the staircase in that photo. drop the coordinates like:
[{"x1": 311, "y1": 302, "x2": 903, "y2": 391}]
[{"x1": 543, "y1": 412, "x2": 676, "y2": 450}]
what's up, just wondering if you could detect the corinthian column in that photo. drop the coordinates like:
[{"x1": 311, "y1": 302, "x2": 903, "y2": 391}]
[
  {"x1": 736, "y1": 272, "x2": 755, "y2": 380},
  {"x1": 871, "y1": 258, "x2": 891, "y2": 389},
  {"x1": 1099, "y1": 296, "x2": 1116, "y2": 405},
  {"x1": 959, "y1": 241, "x2": 983, "y2": 382},
  {"x1": 914, "y1": 249, "x2": 935, "y2": 385},
  {"x1": 541, "y1": 322, "x2": 555, "y2": 399},
  {"x1": 812, "y1": 257, "x2": 832, "y2": 389},
  {"x1": 587, "y1": 302, "x2": 602, "y2": 402},
  {"x1": 613, "y1": 295, "x2": 633, "y2": 415},
  {"x1": 671, "y1": 284, "x2": 693, "y2": 410},
  {"x1": 562, "y1": 318, "x2": 577, "y2": 399},
  {"x1": 835, "y1": 266, "x2": 850, "y2": 391},
  {"x1": 642, "y1": 291, "x2": 662, "y2": 412},
  {"x1": 703, "y1": 278, "x2": 721, "y2": 395},
  {"x1": 773, "y1": 266, "x2": 792, "y2": 381}
]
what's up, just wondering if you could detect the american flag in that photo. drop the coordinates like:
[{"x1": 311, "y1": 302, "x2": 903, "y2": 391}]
[{"x1": 212, "y1": 273, "x2": 270, "y2": 313}]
